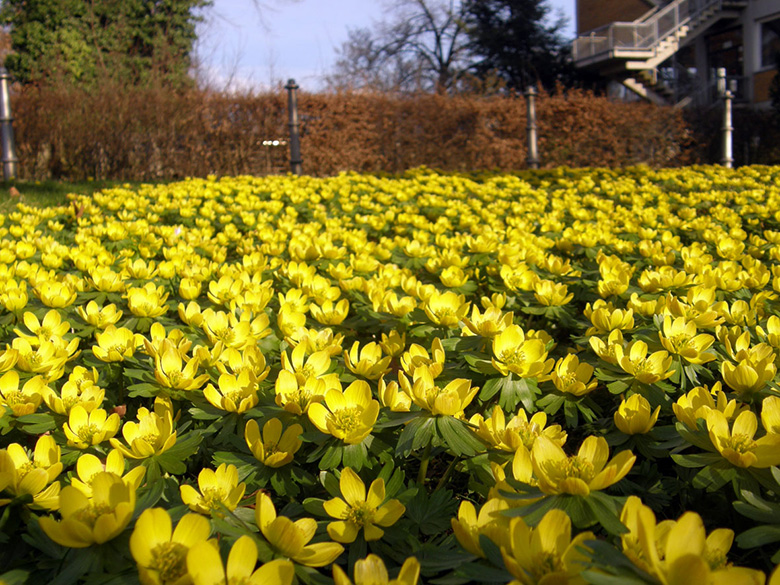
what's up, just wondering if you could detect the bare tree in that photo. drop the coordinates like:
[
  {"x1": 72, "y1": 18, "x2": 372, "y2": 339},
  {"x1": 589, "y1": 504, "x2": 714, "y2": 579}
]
[{"x1": 326, "y1": 0, "x2": 471, "y2": 94}]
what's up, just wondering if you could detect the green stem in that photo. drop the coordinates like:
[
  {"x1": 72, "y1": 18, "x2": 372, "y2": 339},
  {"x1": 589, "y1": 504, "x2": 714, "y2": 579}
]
[
  {"x1": 417, "y1": 442, "x2": 432, "y2": 485},
  {"x1": 434, "y1": 457, "x2": 458, "y2": 492}
]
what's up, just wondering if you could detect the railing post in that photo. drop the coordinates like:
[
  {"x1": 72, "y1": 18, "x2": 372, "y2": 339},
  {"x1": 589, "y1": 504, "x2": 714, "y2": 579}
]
[
  {"x1": 717, "y1": 68, "x2": 734, "y2": 168},
  {"x1": 285, "y1": 78, "x2": 303, "y2": 176},
  {"x1": 525, "y1": 87, "x2": 539, "y2": 169},
  {"x1": 0, "y1": 67, "x2": 18, "y2": 181}
]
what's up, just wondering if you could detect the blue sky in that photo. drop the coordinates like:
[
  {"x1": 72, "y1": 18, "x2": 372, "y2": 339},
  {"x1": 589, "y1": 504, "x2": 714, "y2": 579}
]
[{"x1": 195, "y1": 0, "x2": 576, "y2": 92}]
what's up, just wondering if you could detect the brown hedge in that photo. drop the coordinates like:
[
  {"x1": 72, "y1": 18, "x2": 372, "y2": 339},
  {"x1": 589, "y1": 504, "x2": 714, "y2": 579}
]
[{"x1": 10, "y1": 82, "x2": 693, "y2": 180}]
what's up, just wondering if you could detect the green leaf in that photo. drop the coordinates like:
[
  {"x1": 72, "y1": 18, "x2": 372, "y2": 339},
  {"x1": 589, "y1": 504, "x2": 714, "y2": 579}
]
[
  {"x1": 585, "y1": 492, "x2": 628, "y2": 535},
  {"x1": 396, "y1": 416, "x2": 430, "y2": 457},
  {"x1": 736, "y1": 525, "x2": 780, "y2": 549},
  {"x1": 412, "y1": 417, "x2": 436, "y2": 452},
  {"x1": 0, "y1": 570, "x2": 29, "y2": 585},
  {"x1": 318, "y1": 445, "x2": 343, "y2": 470},
  {"x1": 436, "y1": 416, "x2": 484, "y2": 457},
  {"x1": 405, "y1": 488, "x2": 458, "y2": 536},
  {"x1": 670, "y1": 452, "x2": 723, "y2": 468}
]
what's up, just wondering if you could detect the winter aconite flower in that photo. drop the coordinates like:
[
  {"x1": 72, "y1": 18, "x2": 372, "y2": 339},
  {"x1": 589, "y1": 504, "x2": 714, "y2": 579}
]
[
  {"x1": 255, "y1": 492, "x2": 343, "y2": 567},
  {"x1": 308, "y1": 380, "x2": 380, "y2": 444},
  {"x1": 245, "y1": 418, "x2": 303, "y2": 467},
  {"x1": 620, "y1": 496, "x2": 765, "y2": 584},
  {"x1": 614, "y1": 394, "x2": 661, "y2": 435},
  {"x1": 324, "y1": 468, "x2": 405, "y2": 543},
  {"x1": 130, "y1": 508, "x2": 212, "y2": 585},
  {"x1": 520, "y1": 435, "x2": 636, "y2": 496},
  {"x1": 39, "y1": 472, "x2": 136, "y2": 547},
  {"x1": 333, "y1": 554, "x2": 420, "y2": 585},
  {"x1": 186, "y1": 536, "x2": 295, "y2": 585},
  {"x1": 501, "y1": 509, "x2": 593, "y2": 585},
  {"x1": 180, "y1": 464, "x2": 246, "y2": 515},
  {"x1": 707, "y1": 409, "x2": 780, "y2": 468}
]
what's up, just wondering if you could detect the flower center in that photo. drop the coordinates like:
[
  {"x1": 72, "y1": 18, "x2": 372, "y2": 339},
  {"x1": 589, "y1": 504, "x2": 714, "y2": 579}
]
[
  {"x1": 725, "y1": 433, "x2": 756, "y2": 454},
  {"x1": 345, "y1": 502, "x2": 374, "y2": 526},
  {"x1": 77, "y1": 424, "x2": 100, "y2": 443},
  {"x1": 3, "y1": 390, "x2": 30, "y2": 407},
  {"x1": 150, "y1": 541, "x2": 188, "y2": 584}
]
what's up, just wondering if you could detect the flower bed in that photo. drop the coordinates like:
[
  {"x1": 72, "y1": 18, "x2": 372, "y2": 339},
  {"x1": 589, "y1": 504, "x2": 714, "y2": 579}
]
[{"x1": 1, "y1": 166, "x2": 780, "y2": 584}]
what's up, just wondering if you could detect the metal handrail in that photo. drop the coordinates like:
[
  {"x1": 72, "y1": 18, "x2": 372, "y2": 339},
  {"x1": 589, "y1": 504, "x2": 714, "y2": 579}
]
[{"x1": 572, "y1": 0, "x2": 731, "y2": 62}]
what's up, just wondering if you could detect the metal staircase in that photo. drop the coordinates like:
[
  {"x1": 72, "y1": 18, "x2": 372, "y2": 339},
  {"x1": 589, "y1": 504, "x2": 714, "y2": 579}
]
[{"x1": 573, "y1": 0, "x2": 747, "y2": 106}]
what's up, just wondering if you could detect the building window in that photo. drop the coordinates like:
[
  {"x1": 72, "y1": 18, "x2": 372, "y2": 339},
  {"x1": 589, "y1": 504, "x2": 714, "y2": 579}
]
[{"x1": 761, "y1": 17, "x2": 780, "y2": 68}]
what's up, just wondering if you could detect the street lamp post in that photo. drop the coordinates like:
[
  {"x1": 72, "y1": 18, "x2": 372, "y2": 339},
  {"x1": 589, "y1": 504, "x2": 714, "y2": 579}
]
[
  {"x1": 525, "y1": 86, "x2": 540, "y2": 170},
  {"x1": 285, "y1": 79, "x2": 303, "y2": 175}
]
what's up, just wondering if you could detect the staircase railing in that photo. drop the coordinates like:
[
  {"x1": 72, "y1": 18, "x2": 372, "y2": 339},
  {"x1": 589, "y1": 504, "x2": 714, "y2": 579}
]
[{"x1": 573, "y1": 0, "x2": 736, "y2": 63}]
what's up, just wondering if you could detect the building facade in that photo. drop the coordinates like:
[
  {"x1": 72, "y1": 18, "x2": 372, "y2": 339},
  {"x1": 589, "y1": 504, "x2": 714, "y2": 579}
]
[{"x1": 573, "y1": 0, "x2": 780, "y2": 107}]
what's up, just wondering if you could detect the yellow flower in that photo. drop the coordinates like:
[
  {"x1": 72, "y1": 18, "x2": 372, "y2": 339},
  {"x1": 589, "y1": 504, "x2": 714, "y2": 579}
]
[
  {"x1": 0, "y1": 280, "x2": 28, "y2": 311},
  {"x1": 707, "y1": 409, "x2": 780, "y2": 468},
  {"x1": 423, "y1": 290, "x2": 469, "y2": 327},
  {"x1": 469, "y1": 406, "x2": 566, "y2": 453},
  {"x1": 214, "y1": 346, "x2": 270, "y2": 384},
  {"x1": 130, "y1": 508, "x2": 212, "y2": 585},
  {"x1": 154, "y1": 347, "x2": 209, "y2": 392},
  {"x1": 344, "y1": 341, "x2": 392, "y2": 380},
  {"x1": 34, "y1": 279, "x2": 78, "y2": 308},
  {"x1": 180, "y1": 464, "x2": 246, "y2": 515},
  {"x1": 439, "y1": 265, "x2": 469, "y2": 288},
  {"x1": 621, "y1": 496, "x2": 766, "y2": 585},
  {"x1": 451, "y1": 498, "x2": 511, "y2": 557},
  {"x1": 614, "y1": 394, "x2": 661, "y2": 435},
  {"x1": 178, "y1": 301, "x2": 204, "y2": 327},
  {"x1": 255, "y1": 492, "x2": 344, "y2": 567},
  {"x1": 39, "y1": 472, "x2": 135, "y2": 547},
  {"x1": 15, "y1": 309, "x2": 70, "y2": 345},
  {"x1": 70, "y1": 450, "x2": 146, "y2": 497},
  {"x1": 377, "y1": 376, "x2": 411, "y2": 412},
  {"x1": 584, "y1": 301, "x2": 634, "y2": 335},
  {"x1": 323, "y1": 467, "x2": 405, "y2": 543},
  {"x1": 310, "y1": 299, "x2": 349, "y2": 325},
  {"x1": 492, "y1": 325, "x2": 554, "y2": 379},
  {"x1": 93, "y1": 325, "x2": 139, "y2": 362},
  {"x1": 76, "y1": 301, "x2": 123, "y2": 328},
  {"x1": 0, "y1": 370, "x2": 46, "y2": 416},
  {"x1": 524, "y1": 435, "x2": 635, "y2": 496},
  {"x1": 400, "y1": 337, "x2": 445, "y2": 378},
  {"x1": 12, "y1": 337, "x2": 70, "y2": 382},
  {"x1": 286, "y1": 327, "x2": 344, "y2": 357},
  {"x1": 462, "y1": 305, "x2": 514, "y2": 338},
  {"x1": 658, "y1": 316, "x2": 715, "y2": 365},
  {"x1": 550, "y1": 354, "x2": 597, "y2": 396},
  {"x1": 401, "y1": 367, "x2": 478, "y2": 418},
  {"x1": 281, "y1": 343, "x2": 334, "y2": 385},
  {"x1": 64, "y1": 405, "x2": 121, "y2": 449},
  {"x1": 109, "y1": 398, "x2": 176, "y2": 459},
  {"x1": 721, "y1": 343, "x2": 777, "y2": 398},
  {"x1": 589, "y1": 329, "x2": 624, "y2": 365},
  {"x1": 203, "y1": 371, "x2": 259, "y2": 413},
  {"x1": 501, "y1": 509, "x2": 593, "y2": 585},
  {"x1": 274, "y1": 371, "x2": 328, "y2": 415},
  {"x1": 673, "y1": 382, "x2": 744, "y2": 430},
  {"x1": 89, "y1": 266, "x2": 126, "y2": 293},
  {"x1": 245, "y1": 418, "x2": 303, "y2": 467},
  {"x1": 200, "y1": 309, "x2": 253, "y2": 349},
  {"x1": 762, "y1": 396, "x2": 780, "y2": 434},
  {"x1": 379, "y1": 330, "x2": 406, "y2": 357},
  {"x1": 333, "y1": 554, "x2": 420, "y2": 585},
  {"x1": 308, "y1": 380, "x2": 380, "y2": 444},
  {"x1": 178, "y1": 277, "x2": 202, "y2": 300},
  {"x1": 534, "y1": 279, "x2": 573, "y2": 306},
  {"x1": 277, "y1": 306, "x2": 307, "y2": 337},
  {"x1": 614, "y1": 340, "x2": 674, "y2": 385},
  {"x1": 187, "y1": 536, "x2": 295, "y2": 585},
  {"x1": 0, "y1": 435, "x2": 62, "y2": 510}
]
